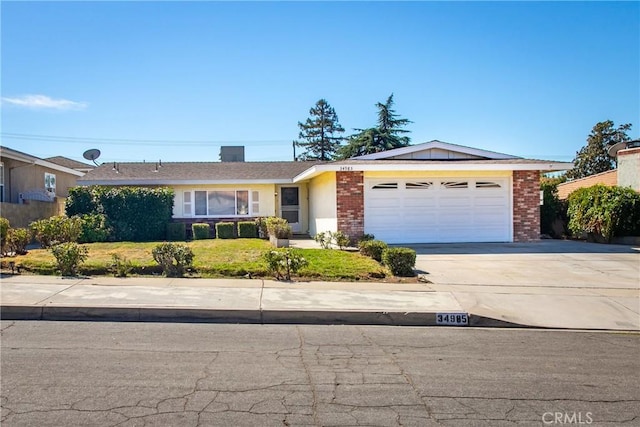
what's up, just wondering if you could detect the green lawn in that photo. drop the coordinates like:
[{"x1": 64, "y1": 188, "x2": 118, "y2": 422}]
[{"x1": 6, "y1": 239, "x2": 389, "y2": 281}]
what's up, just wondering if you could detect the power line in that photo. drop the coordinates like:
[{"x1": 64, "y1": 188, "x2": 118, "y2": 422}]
[{"x1": 0, "y1": 132, "x2": 290, "y2": 146}]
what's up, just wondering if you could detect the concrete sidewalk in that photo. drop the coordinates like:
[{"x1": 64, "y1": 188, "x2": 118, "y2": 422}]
[{"x1": 1, "y1": 269, "x2": 638, "y2": 330}]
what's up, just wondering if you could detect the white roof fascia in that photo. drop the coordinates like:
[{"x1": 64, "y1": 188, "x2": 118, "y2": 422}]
[
  {"x1": 76, "y1": 179, "x2": 295, "y2": 186},
  {"x1": 0, "y1": 148, "x2": 85, "y2": 177},
  {"x1": 352, "y1": 140, "x2": 520, "y2": 160},
  {"x1": 293, "y1": 161, "x2": 574, "y2": 181}
]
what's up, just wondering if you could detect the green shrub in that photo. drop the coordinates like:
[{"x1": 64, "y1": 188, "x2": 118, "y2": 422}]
[
  {"x1": 262, "y1": 248, "x2": 308, "y2": 281},
  {"x1": 359, "y1": 240, "x2": 388, "y2": 262},
  {"x1": 266, "y1": 217, "x2": 292, "y2": 239},
  {"x1": 314, "y1": 232, "x2": 331, "y2": 249},
  {"x1": 6, "y1": 228, "x2": 31, "y2": 255},
  {"x1": 166, "y1": 223, "x2": 187, "y2": 241},
  {"x1": 382, "y1": 247, "x2": 416, "y2": 277},
  {"x1": 192, "y1": 223, "x2": 211, "y2": 240},
  {"x1": 151, "y1": 242, "x2": 194, "y2": 277},
  {"x1": 100, "y1": 187, "x2": 174, "y2": 241},
  {"x1": 65, "y1": 186, "x2": 99, "y2": 216},
  {"x1": 51, "y1": 242, "x2": 88, "y2": 276},
  {"x1": 30, "y1": 216, "x2": 82, "y2": 248},
  {"x1": 238, "y1": 221, "x2": 258, "y2": 238},
  {"x1": 110, "y1": 253, "x2": 133, "y2": 277},
  {"x1": 78, "y1": 213, "x2": 111, "y2": 243},
  {"x1": 215, "y1": 222, "x2": 234, "y2": 239},
  {"x1": 332, "y1": 231, "x2": 350, "y2": 249},
  {"x1": 0, "y1": 217, "x2": 10, "y2": 254},
  {"x1": 567, "y1": 185, "x2": 640, "y2": 242},
  {"x1": 359, "y1": 233, "x2": 375, "y2": 242},
  {"x1": 540, "y1": 178, "x2": 568, "y2": 238}
]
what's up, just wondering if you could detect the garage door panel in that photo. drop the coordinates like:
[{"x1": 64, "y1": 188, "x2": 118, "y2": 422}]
[{"x1": 365, "y1": 178, "x2": 511, "y2": 244}]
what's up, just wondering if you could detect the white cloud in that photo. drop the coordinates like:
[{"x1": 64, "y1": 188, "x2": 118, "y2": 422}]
[{"x1": 1, "y1": 94, "x2": 88, "y2": 110}]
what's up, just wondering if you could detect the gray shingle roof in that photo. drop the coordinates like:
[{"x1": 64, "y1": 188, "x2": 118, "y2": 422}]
[
  {"x1": 45, "y1": 156, "x2": 95, "y2": 170},
  {"x1": 78, "y1": 161, "x2": 322, "y2": 184}
]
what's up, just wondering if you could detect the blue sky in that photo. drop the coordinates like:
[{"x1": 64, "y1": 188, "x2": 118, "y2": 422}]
[{"x1": 1, "y1": 1, "x2": 638, "y2": 164}]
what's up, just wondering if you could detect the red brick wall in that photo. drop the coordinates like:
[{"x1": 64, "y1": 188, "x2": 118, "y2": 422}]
[
  {"x1": 513, "y1": 170, "x2": 541, "y2": 242},
  {"x1": 336, "y1": 171, "x2": 364, "y2": 240}
]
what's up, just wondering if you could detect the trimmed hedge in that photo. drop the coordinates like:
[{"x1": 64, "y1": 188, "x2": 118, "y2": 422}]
[
  {"x1": 358, "y1": 240, "x2": 388, "y2": 262},
  {"x1": 382, "y1": 247, "x2": 416, "y2": 277},
  {"x1": 192, "y1": 223, "x2": 211, "y2": 240},
  {"x1": 166, "y1": 223, "x2": 187, "y2": 241},
  {"x1": 64, "y1": 186, "x2": 174, "y2": 241},
  {"x1": 215, "y1": 222, "x2": 234, "y2": 239},
  {"x1": 238, "y1": 221, "x2": 258, "y2": 238}
]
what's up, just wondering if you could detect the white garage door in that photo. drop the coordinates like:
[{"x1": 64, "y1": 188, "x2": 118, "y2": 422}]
[{"x1": 364, "y1": 178, "x2": 511, "y2": 244}]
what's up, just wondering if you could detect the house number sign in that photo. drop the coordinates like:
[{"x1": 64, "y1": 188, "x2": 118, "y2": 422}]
[
  {"x1": 339, "y1": 166, "x2": 353, "y2": 171},
  {"x1": 436, "y1": 312, "x2": 469, "y2": 326}
]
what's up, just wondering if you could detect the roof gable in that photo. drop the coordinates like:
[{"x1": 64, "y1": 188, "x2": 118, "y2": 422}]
[{"x1": 351, "y1": 140, "x2": 520, "y2": 161}]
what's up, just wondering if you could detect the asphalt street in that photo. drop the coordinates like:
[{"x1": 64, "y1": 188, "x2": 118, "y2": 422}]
[{"x1": 1, "y1": 321, "x2": 638, "y2": 426}]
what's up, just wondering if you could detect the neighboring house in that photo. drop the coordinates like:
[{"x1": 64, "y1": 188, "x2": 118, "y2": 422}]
[
  {"x1": 78, "y1": 140, "x2": 572, "y2": 244},
  {"x1": 557, "y1": 170, "x2": 618, "y2": 200},
  {"x1": 557, "y1": 142, "x2": 640, "y2": 200},
  {"x1": 0, "y1": 146, "x2": 90, "y2": 227}
]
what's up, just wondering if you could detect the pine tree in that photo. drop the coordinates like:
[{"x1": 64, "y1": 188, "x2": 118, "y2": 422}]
[
  {"x1": 566, "y1": 121, "x2": 632, "y2": 180},
  {"x1": 337, "y1": 94, "x2": 412, "y2": 159},
  {"x1": 294, "y1": 99, "x2": 344, "y2": 161}
]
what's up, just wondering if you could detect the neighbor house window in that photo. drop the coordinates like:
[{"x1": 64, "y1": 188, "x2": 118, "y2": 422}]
[
  {"x1": 187, "y1": 190, "x2": 251, "y2": 216},
  {"x1": 44, "y1": 172, "x2": 56, "y2": 195},
  {"x1": 251, "y1": 191, "x2": 260, "y2": 215}
]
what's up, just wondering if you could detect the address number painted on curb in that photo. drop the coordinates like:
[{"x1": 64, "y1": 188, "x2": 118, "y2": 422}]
[{"x1": 436, "y1": 313, "x2": 469, "y2": 326}]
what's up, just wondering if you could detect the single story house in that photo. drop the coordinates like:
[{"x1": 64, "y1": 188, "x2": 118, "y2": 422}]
[{"x1": 77, "y1": 141, "x2": 573, "y2": 244}]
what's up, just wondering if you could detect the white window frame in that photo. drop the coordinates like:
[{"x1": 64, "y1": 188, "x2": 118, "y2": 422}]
[{"x1": 183, "y1": 189, "x2": 253, "y2": 217}]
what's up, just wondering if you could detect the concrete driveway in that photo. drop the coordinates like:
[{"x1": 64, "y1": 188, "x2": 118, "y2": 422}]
[{"x1": 409, "y1": 240, "x2": 640, "y2": 330}]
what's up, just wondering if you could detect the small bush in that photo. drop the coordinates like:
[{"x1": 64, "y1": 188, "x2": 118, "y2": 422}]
[
  {"x1": 215, "y1": 222, "x2": 235, "y2": 239},
  {"x1": 6, "y1": 228, "x2": 31, "y2": 255},
  {"x1": 31, "y1": 216, "x2": 82, "y2": 248},
  {"x1": 51, "y1": 242, "x2": 88, "y2": 276},
  {"x1": 332, "y1": 231, "x2": 350, "y2": 249},
  {"x1": 359, "y1": 233, "x2": 375, "y2": 242},
  {"x1": 111, "y1": 253, "x2": 133, "y2": 277},
  {"x1": 567, "y1": 185, "x2": 640, "y2": 242},
  {"x1": 166, "y1": 223, "x2": 187, "y2": 241},
  {"x1": 151, "y1": 242, "x2": 194, "y2": 277},
  {"x1": 78, "y1": 213, "x2": 111, "y2": 243},
  {"x1": 382, "y1": 247, "x2": 416, "y2": 277},
  {"x1": 314, "y1": 232, "x2": 331, "y2": 249},
  {"x1": 266, "y1": 217, "x2": 291, "y2": 239},
  {"x1": 238, "y1": 221, "x2": 258, "y2": 238},
  {"x1": 262, "y1": 248, "x2": 308, "y2": 281},
  {"x1": 0, "y1": 217, "x2": 10, "y2": 254},
  {"x1": 192, "y1": 223, "x2": 211, "y2": 240},
  {"x1": 359, "y1": 240, "x2": 388, "y2": 262}
]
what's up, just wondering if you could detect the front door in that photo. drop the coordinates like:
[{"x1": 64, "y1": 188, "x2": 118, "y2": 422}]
[{"x1": 280, "y1": 186, "x2": 301, "y2": 233}]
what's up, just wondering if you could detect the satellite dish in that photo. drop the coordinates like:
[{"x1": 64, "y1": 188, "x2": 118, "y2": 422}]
[
  {"x1": 83, "y1": 148, "x2": 101, "y2": 165},
  {"x1": 607, "y1": 142, "x2": 627, "y2": 158}
]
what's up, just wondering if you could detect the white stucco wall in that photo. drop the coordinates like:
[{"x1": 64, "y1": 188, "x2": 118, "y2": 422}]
[
  {"x1": 307, "y1": 172, "x2": 337, "y2": 236},
  {"x1": 617, "y1": 148, "x2": 640, "y2": 192}
]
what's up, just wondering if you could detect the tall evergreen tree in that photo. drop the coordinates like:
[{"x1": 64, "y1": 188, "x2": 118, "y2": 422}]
[
  {"x1": 566, "y1": 120, "x2": 632, "y2": 180},
  {"x1": 337, "y1": 94, "x2": 412, "y2": 159},
  {"x1": 294, "y1": 99, "x2": 344, "y2": 161}
]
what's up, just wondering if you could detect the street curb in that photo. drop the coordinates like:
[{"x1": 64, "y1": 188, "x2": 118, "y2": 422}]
[{"x1": 2, "y1": 305, "x2": 462, "y2": 326}]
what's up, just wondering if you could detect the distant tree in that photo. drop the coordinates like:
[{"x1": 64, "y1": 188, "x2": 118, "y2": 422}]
[
  {"x1": 294, "y1": 99, "x2": 344, "y2": 161},
  {"x1": 566, "y1": 120, "x2": 632, "y2": 180},
  {"x1": 337, "y1": 93, "x2": 412, "y2": 159}
]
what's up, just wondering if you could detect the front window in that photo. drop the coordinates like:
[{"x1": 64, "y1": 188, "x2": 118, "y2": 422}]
[{"x1": 187, "y1": 190, "x2": 251, "y2": 216}]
